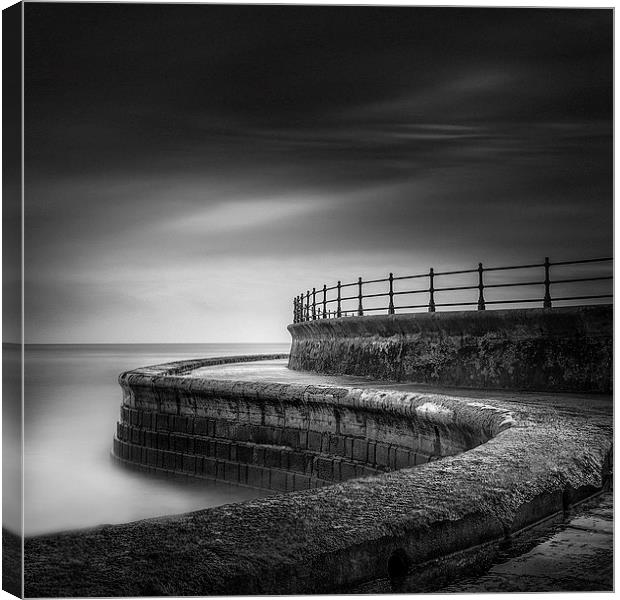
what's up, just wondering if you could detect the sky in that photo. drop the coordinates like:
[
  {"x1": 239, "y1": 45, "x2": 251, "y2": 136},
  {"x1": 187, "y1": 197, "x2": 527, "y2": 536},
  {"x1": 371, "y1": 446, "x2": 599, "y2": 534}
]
[{"x1": 23, "y1": 4, "x2": 612, "y2": 343}]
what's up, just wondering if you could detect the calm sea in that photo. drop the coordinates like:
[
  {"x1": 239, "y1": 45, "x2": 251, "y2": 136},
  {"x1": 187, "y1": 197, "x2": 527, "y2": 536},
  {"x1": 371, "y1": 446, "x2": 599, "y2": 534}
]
[{"x1": 22, "y1": 343, "x2": 290, "y2": 536}]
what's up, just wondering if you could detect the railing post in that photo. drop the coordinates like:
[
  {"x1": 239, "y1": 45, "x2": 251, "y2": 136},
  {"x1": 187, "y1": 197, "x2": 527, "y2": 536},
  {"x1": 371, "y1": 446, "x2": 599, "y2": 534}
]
[
  {"x1": 543, "y1": 256, "x2": 552, "y2": 308},
  {"x1": 388, "y1": 273, "x2": 395, "y2": 314},
  {"x1": 306, "y1": 290, "x2": 310, "y2": 321},
  {"x1": 322, "y1": 284, "x2": 327, "y2": 318},
  {"x1": 293, "y1": 297, "x2": 298, "y2": 323},
  {"x1": 477, "y1": 263, "x2": 485, "y2": 311},
  {"x1": 428, "y1": 268, "x2": 436, "y2": 312},
  {"x1": 299, "y1": 294, "x2": 304, "y2": 322},
  {"x1": 336, "y1": 281, "x2": 342, "y2": 318},
  {"x1": 357, "y1": 277, "x2": 364, "y2": 316},
  {"x1": 312, "y1": 287, "x2": 316, "y2": 320}
]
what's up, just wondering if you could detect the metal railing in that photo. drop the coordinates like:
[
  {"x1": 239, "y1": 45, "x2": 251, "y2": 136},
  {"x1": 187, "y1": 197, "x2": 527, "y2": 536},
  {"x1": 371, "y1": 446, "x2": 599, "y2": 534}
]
[{"x1": 292, "y1": 256, "x2": 613, "y2": 323}]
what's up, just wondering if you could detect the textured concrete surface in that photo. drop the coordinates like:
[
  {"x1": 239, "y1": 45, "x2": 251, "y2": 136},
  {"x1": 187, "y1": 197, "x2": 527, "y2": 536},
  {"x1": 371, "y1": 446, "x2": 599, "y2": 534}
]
[
  {"x1": 2, "y1": 528, "x2": 22, "y2": 597},
  {"x1": 440, "y1": 491, "x2": 613, "y2": 592},
  {"x1": 288, "y1": 306, "x2": 612, "y2": 392},
  {"x1": 353, "y1": 490, "x2": 613, "y2": 593},
  {"x1": 24, "y1": 357, "x2": 612, "y2": 597}
]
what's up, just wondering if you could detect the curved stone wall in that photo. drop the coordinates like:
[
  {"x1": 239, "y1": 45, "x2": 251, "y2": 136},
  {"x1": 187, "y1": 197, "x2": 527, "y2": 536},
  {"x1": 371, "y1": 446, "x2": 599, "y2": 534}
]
[
  {"x1": 287, "y1": 305, "x2": 612, "y2": 392},
  {"x1": 26, "y1": 355, "x2": 612, "y2": 596},
  {"x1": 25, "y1": 355, "x2": 612, "y2": 596},
  {"x1": 113, "y1": 355, "x2": 507, "y2": 492}
]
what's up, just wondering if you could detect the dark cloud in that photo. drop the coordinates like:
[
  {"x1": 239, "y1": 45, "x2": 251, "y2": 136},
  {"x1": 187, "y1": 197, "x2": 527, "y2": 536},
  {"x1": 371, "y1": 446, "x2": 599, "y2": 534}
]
[{"x1": 23, "y1": 4, "x2": 612, "y2": 342}]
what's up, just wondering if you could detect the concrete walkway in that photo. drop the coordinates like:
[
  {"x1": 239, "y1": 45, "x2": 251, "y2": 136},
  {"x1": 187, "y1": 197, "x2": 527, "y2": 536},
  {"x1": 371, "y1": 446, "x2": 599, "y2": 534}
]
[
  {"x1": 441, "y1": 491, "x2": 613, "y2": 592},
  {"x1": 187, "y1": 358, "x2": 613, "y2": 416},
  {"x1": 188, "y1": 358, "x2": 613, "y2": 593},
  {"x1": 352, "y1": 491, "x2": 613, "y2": 593}
]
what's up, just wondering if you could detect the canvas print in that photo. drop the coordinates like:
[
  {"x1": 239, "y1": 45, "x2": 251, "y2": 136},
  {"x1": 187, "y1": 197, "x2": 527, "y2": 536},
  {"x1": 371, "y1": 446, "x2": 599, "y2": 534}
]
[{"x1": 2, "y1": 2, "x2": 613, "y2": 597}]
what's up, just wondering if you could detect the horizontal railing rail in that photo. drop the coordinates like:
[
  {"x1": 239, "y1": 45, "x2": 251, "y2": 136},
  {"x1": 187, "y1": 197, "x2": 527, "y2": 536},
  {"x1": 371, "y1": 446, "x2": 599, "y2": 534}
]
[{"x1": 292, "y1": 257, "x2": 613, "y2": 323}]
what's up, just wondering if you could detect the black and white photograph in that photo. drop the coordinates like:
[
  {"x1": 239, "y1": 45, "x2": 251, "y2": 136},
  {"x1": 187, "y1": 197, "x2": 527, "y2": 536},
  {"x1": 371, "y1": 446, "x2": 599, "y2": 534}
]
[{"x1": 2, "y1": 1, "x2": 614, "y2": 597}]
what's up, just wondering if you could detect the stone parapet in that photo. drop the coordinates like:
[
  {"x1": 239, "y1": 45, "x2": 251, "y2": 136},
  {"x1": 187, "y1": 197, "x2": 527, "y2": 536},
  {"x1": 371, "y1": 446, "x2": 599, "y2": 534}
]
[
  {"x1": 287, "y1": 305, "x2": 612, "y2": 392},
  {"x1": 112, "y1": 355, "x2": 504, "y2": 491}
]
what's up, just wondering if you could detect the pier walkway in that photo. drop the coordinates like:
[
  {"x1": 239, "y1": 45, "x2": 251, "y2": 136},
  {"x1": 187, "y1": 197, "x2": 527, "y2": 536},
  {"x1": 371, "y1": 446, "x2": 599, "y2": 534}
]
[
  {"x1": 186, "y1": 357, "x2": 612, "y2": 418},
  {"x1": 186, "y1": 357, "x2": 613, "y2": 593},
  {"x1": 441, "y1": 490, "x2": 613, "y2": 592}
]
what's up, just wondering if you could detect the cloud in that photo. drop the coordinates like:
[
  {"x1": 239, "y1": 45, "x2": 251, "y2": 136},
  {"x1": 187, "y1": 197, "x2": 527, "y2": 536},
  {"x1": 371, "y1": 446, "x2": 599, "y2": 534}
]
[
  {"x1": 23, "y1": 5, "x2": 612, "y2": 342},
  {"x1": 163, "y1": 197, "x2": 327, "y2": 235}
]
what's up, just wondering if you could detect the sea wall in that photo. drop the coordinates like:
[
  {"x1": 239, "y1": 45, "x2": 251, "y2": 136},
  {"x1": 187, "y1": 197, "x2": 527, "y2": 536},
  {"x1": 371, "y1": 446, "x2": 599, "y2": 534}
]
[
  {"x1": 113, "y1": 355, "x2": 503, "y2": 492},
  {"x1": 26, "y1": 355, "x2": 613, "y2": 596},
  {"x1": 287, "y1": 305, "x2": 612, "y2": 392}
]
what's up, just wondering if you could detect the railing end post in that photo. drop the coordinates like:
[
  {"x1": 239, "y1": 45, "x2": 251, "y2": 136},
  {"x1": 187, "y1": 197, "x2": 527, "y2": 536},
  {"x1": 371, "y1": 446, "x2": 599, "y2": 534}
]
[
  {"x1": 312, "y1": 287, "x2": 317, "y2": 320},
  {"x1": 388, "y1": 272, "x2": 395, "y2": 315},
  {"x1": 428, "y1": 267, "x2": 436, "y2": 312},
  {"x1": 477, "y1": 262, "x2": 486, "y2": 311},
  {"x1": 543, "y1": 256, "x2": 552, "y2": 308},
  {"x1": 336, "y1": 280, "x2": 342, "y2": 318},
  {"x1": 357, "y1": 276, "x2": 364, "y2": 317}
]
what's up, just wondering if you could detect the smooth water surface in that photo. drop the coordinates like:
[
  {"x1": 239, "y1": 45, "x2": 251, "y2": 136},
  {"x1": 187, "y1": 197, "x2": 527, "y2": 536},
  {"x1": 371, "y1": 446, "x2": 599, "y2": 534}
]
[{"x1": 23, "y1": 343, "x2": 289, "y2": 536}]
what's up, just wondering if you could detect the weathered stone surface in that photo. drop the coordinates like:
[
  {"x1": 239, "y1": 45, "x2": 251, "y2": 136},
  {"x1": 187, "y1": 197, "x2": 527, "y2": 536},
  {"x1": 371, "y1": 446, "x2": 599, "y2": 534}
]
[
  {"x1": 2, "y1": 528, "x2": 22, "y2": 598},
  {"x1": 287, "y1": 306, "x2": 612, "y2": 392},
  {"x1": 113, "y1": 355, "x2": 498, "y2": 497},
  {"x1": 24, "y1": 356, "x2": 612, "y2": 597},
  {"x1": 438, "y1": 492, "x2": 613, "y2": 593}
]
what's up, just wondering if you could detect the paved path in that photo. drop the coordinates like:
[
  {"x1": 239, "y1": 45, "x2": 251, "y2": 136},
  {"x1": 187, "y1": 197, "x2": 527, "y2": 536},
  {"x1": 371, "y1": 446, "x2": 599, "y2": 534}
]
[
  {"x1": 187, "y1": 358, "x2": 612, "y2": 416},
  {"x1": 441, "y1": 491, "x2": 613, "y2": 592}
]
